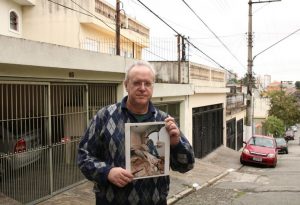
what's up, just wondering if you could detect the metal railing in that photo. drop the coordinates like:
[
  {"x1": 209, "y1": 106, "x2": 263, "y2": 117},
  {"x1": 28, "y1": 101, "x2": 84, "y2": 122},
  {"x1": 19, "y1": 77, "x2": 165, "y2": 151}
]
[{"x1": 0, "y1": 82, "x2": 117, "y2": 204}]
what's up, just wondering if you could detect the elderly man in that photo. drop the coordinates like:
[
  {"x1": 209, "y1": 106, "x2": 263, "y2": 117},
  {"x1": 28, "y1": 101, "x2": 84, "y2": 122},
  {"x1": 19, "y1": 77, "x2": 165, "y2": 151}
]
[{"x1": 78, "y1": 61, "x2": 194, "y2": 205}]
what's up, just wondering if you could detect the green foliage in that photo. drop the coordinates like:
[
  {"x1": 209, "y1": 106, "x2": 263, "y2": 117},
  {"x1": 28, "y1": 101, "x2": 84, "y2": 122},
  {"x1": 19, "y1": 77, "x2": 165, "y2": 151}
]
[
  {"x1": 268, "y1": 90, "x2": 300, "y2": 127},
  {"x1": 240, "y1": 73, "x2": 257, "y2": 89},
  {"x1": 264, "y1": 115, "x2": 285, "y2": 137},
  {"x1": 228, "y1": 78, "x2": 238, "y2": 84},
  {"x1": 295, "y1": 81, "x2": 300, "y2": 89}
]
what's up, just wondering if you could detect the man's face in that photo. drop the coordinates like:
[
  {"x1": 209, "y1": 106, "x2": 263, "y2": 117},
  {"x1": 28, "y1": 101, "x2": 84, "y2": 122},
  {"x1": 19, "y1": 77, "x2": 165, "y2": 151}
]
[{"x1": 125, "y1": 65, "x2": 154, "y2": 107}]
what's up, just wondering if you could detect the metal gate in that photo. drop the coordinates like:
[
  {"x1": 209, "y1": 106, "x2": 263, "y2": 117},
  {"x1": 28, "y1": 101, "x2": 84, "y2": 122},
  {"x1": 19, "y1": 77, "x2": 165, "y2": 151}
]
[
  {"x1": 0, "y1": 82, "x2": 117, "y2": 204},
  {"x1": 236, "y1": 119, "x2": 244, "y2": 150},
  {"x1": 226, "y1": 118, "x2": 236, "y2": 150},
  {"x1": 192, "y1": 104, "x2": 223, "y2": 158}
]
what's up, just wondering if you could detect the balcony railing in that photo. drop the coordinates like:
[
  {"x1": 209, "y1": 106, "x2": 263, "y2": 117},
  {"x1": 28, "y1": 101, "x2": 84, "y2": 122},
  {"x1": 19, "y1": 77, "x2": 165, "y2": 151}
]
[
  {"x1": 94, "y1": 0, "x2": 149, "y2": 37},
  {"x1": 190, "y1": 62, "x2": 226, "y2": 87},
  {"x1": 226, "y1": 93, "x2": 246, "y2": 115}
]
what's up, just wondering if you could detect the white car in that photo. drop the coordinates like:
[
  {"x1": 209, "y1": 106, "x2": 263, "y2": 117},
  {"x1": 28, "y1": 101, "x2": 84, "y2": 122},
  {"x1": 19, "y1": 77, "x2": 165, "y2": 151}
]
[{"x1": 291, "y1": 125, "x2": 298, "y2": 132}]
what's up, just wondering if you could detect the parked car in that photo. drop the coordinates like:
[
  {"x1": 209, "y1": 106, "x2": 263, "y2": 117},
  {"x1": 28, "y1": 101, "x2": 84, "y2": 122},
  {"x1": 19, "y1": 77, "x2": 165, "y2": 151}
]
[
  {"x1": 291, "y1": 125, "x2": 298, "y2": 132},
  {"x1": 240, "y1": 135, "x2": 278, "y2": 168},
  {"x1": 275, "y1": 137, "x2": 288, "y2": 154},
  {"x1": 284, "y1": 130, "x2": 295, "y2": 141},
  {"x1": 0, "y1": 123, "x2": 42, "y2": 181}
]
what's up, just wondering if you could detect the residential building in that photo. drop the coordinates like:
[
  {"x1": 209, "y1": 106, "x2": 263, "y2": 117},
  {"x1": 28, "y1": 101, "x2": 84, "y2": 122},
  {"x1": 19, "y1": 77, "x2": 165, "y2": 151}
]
[
  {"x1": 266, "y1": 81, "x2": 281, "y2": 92},
  {"x1": 225, "y1": 82, "x2": 247, "y2": 151},
  {"x1": 264, "y1": 75, "x2": 271, "y2": 89},
  {"x1": 253, "y1": 89, "x2": 270, "y2": 135},
  {"x1": 0, "y1": 0, "x2": 148, "y2": 58}
]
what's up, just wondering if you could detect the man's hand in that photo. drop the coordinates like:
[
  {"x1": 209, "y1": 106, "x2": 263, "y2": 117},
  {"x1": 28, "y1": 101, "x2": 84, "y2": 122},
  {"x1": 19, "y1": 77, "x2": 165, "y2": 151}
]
[
  {"x1": 165, "y1": 116, "x2": 180, "y2": 146},
  {"x1": 108, "y1": 167, "x2": 134, "y2": 187}
]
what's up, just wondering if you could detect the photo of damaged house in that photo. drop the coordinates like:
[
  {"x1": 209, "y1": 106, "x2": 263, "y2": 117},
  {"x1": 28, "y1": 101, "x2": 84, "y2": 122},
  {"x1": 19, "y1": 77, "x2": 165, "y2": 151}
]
[{"x1": 125, "y1": 122, "x2": 170, "y2": 179}]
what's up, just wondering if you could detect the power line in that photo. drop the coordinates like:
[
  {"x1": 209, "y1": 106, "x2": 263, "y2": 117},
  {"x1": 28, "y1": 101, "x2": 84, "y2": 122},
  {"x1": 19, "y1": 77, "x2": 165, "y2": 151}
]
[
  {"x1": 135, "y1": 0, "x2": 234, "y2": 74},
  {"x1": 253, "y1": 27, "x2": 300, "y2": 61},
  {"x1": 181, "y1": 0, "x2": 246, "y2": 71}
]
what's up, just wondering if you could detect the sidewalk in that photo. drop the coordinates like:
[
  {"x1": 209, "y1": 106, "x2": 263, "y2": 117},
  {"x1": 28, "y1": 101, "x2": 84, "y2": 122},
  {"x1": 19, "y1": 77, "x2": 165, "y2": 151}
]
[{"x1": 38, "y1": 146, "x2": 242, "y2": 205}]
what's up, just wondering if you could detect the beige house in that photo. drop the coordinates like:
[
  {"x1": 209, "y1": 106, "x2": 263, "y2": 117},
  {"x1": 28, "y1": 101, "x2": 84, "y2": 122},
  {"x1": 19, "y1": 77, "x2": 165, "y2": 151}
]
[
  {"x1": 253, "y1": 89, "x2": 270, "y2": 135},
  {"x1": 0, "y1": 0, "x2": 229, "y2": 204},
  {"x1": 1, "y1": 0, "x2": 148, "y2": 58},
  {"x1": 150, "y1": 61, "x2": 228, "y2": 158}
]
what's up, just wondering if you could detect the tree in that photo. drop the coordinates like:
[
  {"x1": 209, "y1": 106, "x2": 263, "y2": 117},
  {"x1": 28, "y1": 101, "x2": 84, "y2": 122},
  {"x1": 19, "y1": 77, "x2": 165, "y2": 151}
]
[
  {"x1": 295, "y1": 81, "x2": 300, "y2": 89},
  {"x1": 263, "y1": 115, "x2": 285, "y2": 137},
  {"x1": 239, "y1": 73, "x2": 257, "y2": 89},
  {"x1": 268, "y1": 90, "x2": 300, "y2": 128}
]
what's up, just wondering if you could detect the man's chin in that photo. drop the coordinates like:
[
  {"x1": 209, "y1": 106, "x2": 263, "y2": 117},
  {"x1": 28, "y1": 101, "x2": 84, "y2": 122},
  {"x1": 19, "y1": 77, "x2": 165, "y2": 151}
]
[{"x1": 135, "y1": 97, "x2": 149, "y2": 105}]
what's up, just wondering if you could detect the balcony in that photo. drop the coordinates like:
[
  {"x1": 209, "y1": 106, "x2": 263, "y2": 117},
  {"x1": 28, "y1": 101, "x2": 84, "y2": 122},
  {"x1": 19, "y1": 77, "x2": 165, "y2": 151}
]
[
  {"x1": 78, "y1": 0, "x2": 149, "y2": 46},
  {"x1": 149, "y1": 61, "x2": 227, "y2": 94},
  {"x1": 226, "y1": 93, "x2": 246, "y2": 115},
  {"x1": 190, "y1": 62, "x2": 226, "y2": 88},
  {"x1": 150, "y1": 61, "x2": 189, "y2": 84},
  {"x1": 94, "y1": 0, "x2": 149, "y2": 37}
]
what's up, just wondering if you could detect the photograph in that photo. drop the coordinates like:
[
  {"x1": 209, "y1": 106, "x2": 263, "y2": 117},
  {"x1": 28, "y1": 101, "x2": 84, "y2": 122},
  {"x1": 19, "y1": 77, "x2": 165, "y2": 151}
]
[{"x1": 125, "y1": 122, "x2": 170, "y2": 179}]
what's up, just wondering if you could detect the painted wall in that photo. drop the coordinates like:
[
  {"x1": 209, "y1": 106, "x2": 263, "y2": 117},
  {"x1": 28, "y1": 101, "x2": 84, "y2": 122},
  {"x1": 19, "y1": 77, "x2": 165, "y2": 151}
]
[
  {"x1": 0, "y1": 0, "x2": 23, "y2": 38},
  {"x1": 19, "y1": 0, "x2": 145, "y2": 59},
  {"x1": 22, "y1": 0, "x2": 82, "y2": 48}
]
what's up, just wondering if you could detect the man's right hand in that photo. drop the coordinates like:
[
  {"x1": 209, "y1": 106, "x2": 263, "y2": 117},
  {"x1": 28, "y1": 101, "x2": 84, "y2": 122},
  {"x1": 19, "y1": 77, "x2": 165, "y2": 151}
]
[{"x1": 107, "y1": 167, "x2": 134, "y2": 187}]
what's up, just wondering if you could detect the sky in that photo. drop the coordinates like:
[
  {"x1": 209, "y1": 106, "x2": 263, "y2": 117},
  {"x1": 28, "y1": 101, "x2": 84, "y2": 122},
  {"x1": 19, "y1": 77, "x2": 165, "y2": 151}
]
[{"x1": 106, "y1": 0, "x2": 300, "y2": 82}]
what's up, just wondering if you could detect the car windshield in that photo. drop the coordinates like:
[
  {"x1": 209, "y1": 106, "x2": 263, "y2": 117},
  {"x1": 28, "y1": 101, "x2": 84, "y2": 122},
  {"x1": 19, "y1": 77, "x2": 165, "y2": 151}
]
[
  {"x1": 249, "y1": 137, "x2": 274, "y2": 148},
  {"x1": 275, "y1": 138, "x2": 286, "y2": 146}
]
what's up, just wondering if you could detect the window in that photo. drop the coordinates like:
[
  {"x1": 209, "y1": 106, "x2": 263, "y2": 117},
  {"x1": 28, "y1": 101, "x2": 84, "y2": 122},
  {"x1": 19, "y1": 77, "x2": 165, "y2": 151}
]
[
  {"x1": 154, "y1": 103, "x2": 180, "y2": 126},
  {"x1": 10, "y1": 11, "x2": 19, "y2": 31}
]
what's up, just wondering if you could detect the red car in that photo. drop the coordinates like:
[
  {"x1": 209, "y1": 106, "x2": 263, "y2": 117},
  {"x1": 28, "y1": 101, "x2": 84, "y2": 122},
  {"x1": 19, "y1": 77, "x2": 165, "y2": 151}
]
[{"x1": 240, "y1": 135, "x2": 278, "y2": 168}]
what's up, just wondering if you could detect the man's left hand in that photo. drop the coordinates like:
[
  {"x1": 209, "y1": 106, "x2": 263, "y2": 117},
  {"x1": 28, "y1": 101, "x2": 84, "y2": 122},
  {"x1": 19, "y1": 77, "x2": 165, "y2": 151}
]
[{"x1": 165, "y1": 116, "x2": 180, "y2": 146}]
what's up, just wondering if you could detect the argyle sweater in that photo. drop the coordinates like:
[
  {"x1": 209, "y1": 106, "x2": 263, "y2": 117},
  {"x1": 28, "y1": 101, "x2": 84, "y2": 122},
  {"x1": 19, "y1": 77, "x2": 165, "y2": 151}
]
[{"x1": 77, "y1": 96, "x2": 195, "y2": 205}]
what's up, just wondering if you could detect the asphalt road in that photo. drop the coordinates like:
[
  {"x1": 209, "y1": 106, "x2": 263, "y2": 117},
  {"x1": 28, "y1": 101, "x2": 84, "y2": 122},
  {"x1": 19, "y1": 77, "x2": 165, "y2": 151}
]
[{"x1": 175, "y1": 131, "x2": 300, "y2": 205}]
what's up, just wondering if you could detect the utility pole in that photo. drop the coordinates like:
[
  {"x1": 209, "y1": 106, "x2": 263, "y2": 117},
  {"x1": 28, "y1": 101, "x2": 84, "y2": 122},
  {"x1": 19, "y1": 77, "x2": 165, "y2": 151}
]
[
  {"x1": 245, "y1": 0, "x2": 253, "y2": 141},
  {"x1": 116, "y1": 0, "x2": 121, "y2": 56},
  {"x1": 246, "y1": 0, "x2": 281, "y2": 141}
]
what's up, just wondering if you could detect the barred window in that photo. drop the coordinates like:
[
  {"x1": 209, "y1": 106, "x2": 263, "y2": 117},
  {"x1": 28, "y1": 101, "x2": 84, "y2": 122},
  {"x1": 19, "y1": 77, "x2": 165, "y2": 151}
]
[{"x1": 10, "y1": 11, "x2": 18, "y2": 31}]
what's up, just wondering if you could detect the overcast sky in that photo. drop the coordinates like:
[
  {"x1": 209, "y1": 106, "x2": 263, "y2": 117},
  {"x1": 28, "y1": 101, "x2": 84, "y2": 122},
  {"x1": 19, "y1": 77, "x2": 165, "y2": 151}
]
[{"x1": 106, "y1": 0, "x2": 300, "y2": 82}]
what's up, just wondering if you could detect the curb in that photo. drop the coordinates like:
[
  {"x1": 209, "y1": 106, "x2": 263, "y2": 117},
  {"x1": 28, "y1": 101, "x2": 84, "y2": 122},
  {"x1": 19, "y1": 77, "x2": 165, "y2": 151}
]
[{"x1": 167, "y1": 168, "x2": 235, "y2": 205}]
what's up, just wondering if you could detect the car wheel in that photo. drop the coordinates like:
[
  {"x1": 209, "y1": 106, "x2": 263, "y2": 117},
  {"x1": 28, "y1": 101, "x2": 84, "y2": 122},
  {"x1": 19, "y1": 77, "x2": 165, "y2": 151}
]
[
  {"x1": 286, "y1": 149, "x2": 289, "y2": 154},
  {"x1": 240, "y1": 157, "x2": 245, "y2": 165}
]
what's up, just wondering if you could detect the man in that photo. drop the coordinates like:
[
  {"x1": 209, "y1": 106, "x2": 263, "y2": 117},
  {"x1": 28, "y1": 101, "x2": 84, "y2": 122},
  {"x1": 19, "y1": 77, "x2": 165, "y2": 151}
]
[{"x1": 78, "y1": 61, "x2": 194, "y2": 205}]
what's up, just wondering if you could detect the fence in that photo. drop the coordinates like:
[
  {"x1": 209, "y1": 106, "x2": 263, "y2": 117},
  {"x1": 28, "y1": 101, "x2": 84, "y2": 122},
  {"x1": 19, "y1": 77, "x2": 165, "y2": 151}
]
[{"x1": 0, "y1": 82, "x2": 117, "y2": 204}]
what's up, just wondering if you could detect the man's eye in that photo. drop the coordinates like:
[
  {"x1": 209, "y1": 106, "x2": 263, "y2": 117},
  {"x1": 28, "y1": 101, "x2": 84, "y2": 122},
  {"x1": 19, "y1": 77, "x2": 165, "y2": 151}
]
[{"x1": 133, "y1": 82, "x2": 140, "y2": 86}]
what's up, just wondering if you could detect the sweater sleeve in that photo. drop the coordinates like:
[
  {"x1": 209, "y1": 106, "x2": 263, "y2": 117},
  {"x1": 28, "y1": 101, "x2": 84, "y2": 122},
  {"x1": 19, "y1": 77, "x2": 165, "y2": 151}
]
[
  {"x1": 170, "y1": 132, "x2": 195, "y2": 173},
  {"x1": 77, "y1": 109, "x2": 112, "y2": 185}
]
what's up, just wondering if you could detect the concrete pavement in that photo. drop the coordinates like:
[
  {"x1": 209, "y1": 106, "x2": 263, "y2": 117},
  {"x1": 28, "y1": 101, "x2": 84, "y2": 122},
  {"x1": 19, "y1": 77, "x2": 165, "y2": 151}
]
[{"x1": 38, "y1": 146, "x2": 242, "y2": 205}]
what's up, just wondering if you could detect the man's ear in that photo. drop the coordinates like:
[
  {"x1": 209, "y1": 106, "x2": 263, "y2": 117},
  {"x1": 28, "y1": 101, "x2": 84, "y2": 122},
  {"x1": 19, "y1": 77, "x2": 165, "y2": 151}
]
[{"x1": 124, "y1": 81, "x2": 128, "y2": 92}]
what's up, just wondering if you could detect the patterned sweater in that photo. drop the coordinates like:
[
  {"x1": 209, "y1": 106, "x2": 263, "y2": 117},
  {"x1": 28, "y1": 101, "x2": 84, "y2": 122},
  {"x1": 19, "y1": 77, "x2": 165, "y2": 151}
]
[{"x1": 77, "y1": 96, "x2": 195, "y2": 205}]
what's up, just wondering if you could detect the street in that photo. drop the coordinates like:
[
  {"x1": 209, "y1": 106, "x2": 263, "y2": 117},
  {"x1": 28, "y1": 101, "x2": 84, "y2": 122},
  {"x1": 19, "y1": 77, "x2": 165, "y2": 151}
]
[{"x1": 175, "y1": 131, "x2": 300, "y2": 205}]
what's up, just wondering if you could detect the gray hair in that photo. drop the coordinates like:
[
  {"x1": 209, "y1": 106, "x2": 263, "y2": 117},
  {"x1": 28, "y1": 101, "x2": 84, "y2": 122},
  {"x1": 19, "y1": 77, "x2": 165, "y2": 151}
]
[{"x1": 124, "y1": 61, "x2": 156, "y2": 82}]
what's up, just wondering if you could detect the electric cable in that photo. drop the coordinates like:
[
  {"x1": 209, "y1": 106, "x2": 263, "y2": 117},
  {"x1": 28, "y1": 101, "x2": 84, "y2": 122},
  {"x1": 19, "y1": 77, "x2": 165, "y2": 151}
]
[
  {"x1": 182, "y1": 0, "x2": 246, "y2": 70},
  {"x1": 135, "y1": 0, "x2": 234, "y2": 74}
]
